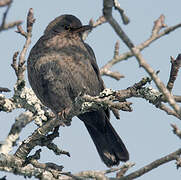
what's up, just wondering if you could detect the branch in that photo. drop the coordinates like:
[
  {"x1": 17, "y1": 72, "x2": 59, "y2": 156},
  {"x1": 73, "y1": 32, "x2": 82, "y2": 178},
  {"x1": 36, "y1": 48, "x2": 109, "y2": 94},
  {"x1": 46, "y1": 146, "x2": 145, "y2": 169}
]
[
  {"x1": 1, "y1": 152, "x2": 134, "y2": 180},
  {"x1": 0, "y1": 111, "x2": 33, "y2": 154},
  {"x1": 0, "y1": 86, "x2": 52, "y2": 126},
  {"x1": 0, "y1": 0, "x2": 22, "y2": 32},
  {"x1": 113, "y1": 0, "x2": 130, "y2": 25},
  {"x1": 0, "y1": 87, "x2": 10, "y2": 93},
  {"x1": 152, "y1": 14, "x2": 167, "y2": 37},
  {"x1": 132, "y1": 48, "x2": 181, "y2": 117},
  {"x1": 1, "y1": 4, "x2": 181, "y2": 179},
  {"x1": 13, "y1": 87, "x2": 133, "y2": 160},
  {"x1": 101, "y1": 41, "x2": 125, "y2": 80},
  {"x1": 121, "y1": 148, "x2": 181, "y2": 180},
  {"x1": 12, "y1": 8, "x2": 35, "y2": 85},
  {"x1": 82, "y1": 15, "x2": 106, "y2": 40},
  {"x1": 0, "y1": 0, "x2": 11, "y2": 7},
  {"x1": 171, "y1": 124, "x2": 181, "y2": 139},
  {"x1": 158, "y1": 103, "x2": 181, "y2": 120},
  {"x1": 1, "y1": 148, "x2": 181, "y2": 180},
  {"x1": 102, "y1": 0, "x2": 181, "y2": 117},
  {"x1": 100, "y1": 16, "x2": 181, "y2": 78},
  {"x1": 167, "y1": 54, "x2": 181, "y2": 91},
  {"x1": 103, "y1": 0, "x2": 134, "y2": 49},
  {"x1": 14, "y1": 76, "x2": 180, "y2": 161},
  {"x1": 0, "y1": 153, "x2": 63, "y2": 180},
  {"x1": 0, "y1": 20, "x2": 22, "y2": 32},
  {"x1": 0, "y1": 1, "x2": 11, "y2": 29},
  {"x1": 65, "y1": 162, "x2": 134, "y2": 180}
]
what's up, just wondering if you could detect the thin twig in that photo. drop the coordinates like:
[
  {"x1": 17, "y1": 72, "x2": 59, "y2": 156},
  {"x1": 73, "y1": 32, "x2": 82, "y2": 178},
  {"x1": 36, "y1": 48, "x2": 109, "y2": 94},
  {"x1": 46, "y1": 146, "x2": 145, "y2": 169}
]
[
  {"x1": 0, "y1": 21, "x2": 22, "y2": 32},
  {"x1": 0, "y1": 87, "x2": 10, "y2": 92},
  {"x1": 101, "y1": 41, "x2": 125, "y2": 80},
  {"x1": 0, "y1": 111, "x2": 34, "y2": 154},
  {"x1": 121, "y1": 148, "x2": 181, "y2": 180},
  {"x1": 11, "y1": 51, "x2": 19, "y2": 76},
  {"x1": 103, "y1": 1, "x2": 181, "y2": 117},
  {"x1": 16, "y1": 25, "x2": 27, "y2": 38},
  {"x1": 152, "y1": 14, "x2": 167, "y2": 37},
  {"x1": 132, "y1": 48, "x2": 181, "y2": 117},
  {"x1": 171, "y1": 124, "x2": 181, "y2": 139},
  {"x1": 103, "y1": 0, "x2": 134, "y2": 48},
  {"x1": 0, "y1": 0, "x2": 11, "y2": 7},
  {"x1": 75, "y1": 170, "x2": 108, "y2": 180},
  {"x1": 16, "y1": 8, "x2": 35, "y2": 83},
  {"x1": 82, "y1": 16, "x2": 106, "y2": 40},
  {"x1": 0, "y1": 0, "x2": 22, "y2": 32},
  {"x1": 158, "y1": 103, "x2": 181, "y2": 120},
  {"x1": 100, "y1": 18, "x2": 181, "y2": 77},
  {"x1": 113, "y1": 0, "x2": 130, "y2": 25},
  {"x1": 90, "y1": 15, "x2": 107, "y2": 28},
  {"x1": 167, "y1": 54, "x2": 181, "y2": 91},
  {"x1": 103, "y1": 162, "x2": 135, "y2": 176},
  {"x1": 0, "y1": 1, "x2": 11, "y2": 28}
]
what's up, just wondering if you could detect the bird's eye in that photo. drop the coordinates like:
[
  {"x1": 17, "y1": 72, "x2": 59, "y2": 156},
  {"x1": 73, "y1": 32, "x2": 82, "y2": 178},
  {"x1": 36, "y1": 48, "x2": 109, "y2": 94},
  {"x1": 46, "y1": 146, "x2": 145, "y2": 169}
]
[{"x1": 64, "y1": 25, "x2": 71, "y2": 31}]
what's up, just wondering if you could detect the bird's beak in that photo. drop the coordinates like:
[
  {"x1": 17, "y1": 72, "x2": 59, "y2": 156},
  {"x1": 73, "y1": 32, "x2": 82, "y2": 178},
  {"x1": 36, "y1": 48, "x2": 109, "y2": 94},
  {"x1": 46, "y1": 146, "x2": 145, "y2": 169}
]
[{"x1": 71, "y1": 25, "x2": 92, "y2": 33}]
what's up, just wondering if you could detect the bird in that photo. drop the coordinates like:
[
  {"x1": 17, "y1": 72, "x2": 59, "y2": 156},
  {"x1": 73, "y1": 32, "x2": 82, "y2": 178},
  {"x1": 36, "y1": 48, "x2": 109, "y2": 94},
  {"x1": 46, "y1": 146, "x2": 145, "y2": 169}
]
[{"x1": 27, "y1": 14, "x2": 129, "y2": 167}]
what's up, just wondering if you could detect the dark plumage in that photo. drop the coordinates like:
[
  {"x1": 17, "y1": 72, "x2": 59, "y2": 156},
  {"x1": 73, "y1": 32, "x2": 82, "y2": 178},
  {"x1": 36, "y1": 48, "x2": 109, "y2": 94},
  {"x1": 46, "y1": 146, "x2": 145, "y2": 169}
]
[{"x1": 27, "y1": 14, "x2": 129, "y2": 167}]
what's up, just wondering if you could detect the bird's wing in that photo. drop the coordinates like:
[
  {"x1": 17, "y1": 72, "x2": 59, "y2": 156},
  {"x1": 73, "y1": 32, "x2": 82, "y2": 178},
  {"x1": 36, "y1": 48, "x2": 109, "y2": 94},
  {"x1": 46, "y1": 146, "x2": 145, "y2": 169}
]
[{"x1": 84, "y1": 43, "x2": 105, "y2": 91}]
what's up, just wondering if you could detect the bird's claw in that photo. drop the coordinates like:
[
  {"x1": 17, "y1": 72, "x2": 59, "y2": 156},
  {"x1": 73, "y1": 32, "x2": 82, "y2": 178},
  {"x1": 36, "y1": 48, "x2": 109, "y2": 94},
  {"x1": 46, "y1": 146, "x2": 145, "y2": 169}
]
[{"x1": 57, "y1": 108, "x2": 71, "y2": 126}]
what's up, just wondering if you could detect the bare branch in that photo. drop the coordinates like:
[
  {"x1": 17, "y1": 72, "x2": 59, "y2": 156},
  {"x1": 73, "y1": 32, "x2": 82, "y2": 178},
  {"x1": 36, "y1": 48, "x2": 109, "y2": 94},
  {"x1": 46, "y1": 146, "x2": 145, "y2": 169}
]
[
  {"x1": 104, "y1": 162, "x2": 135, "y2": 175},
  {"x1": 113, "y1": 0, "x2": 130, "y2": 25},
  {"x1": 90, "y1": 15, "x2": 107, "y2": 28},
  {"x1": 100, "y1": 17, "x2": 181, "y2": 77},
  {"x1": 176, "y1": 157, "x2": 181, "y2": 169},
  {"x1": 0, "y1": 1, "x2": 11, "y2": 29},
  {"x1": 82, "y1": 90, "x2": 132, "y2": 112},
  {"x1": 13, "y1": 87, "x2": 133, "y2": 160},
  {"x1": 116, "y1": 163, "x2": 135, "y2": 178},
  {"x1": 12, "y1": 78, "x2": 158, "y2": 161},
  {"x1": 103, "y1": 0, "x2": 134, "y2": 48},
  {"x1": 0, "y1": 111, "x2": 33, "y2": 154},
  {"x1": 82, "y1": 16, "x2": 106, "y2": 40},
  {"x1": 1, "y1": 2, "x2": 181, "y2": 179},
  {"x1": 11, "y1": 8, "x2": 35, "y2": 87},
  {"x1": 132, "y1": 47, "x2": 181, "y2": 117},
  {"x1": 152, "y1": 14, "x2": 167, "y2": 37},
  {"x1": 16, "y1": 25, "x2": 27, "y2": 38},
  {"x1": 102, "y1": 1, "x2": 181, "y2": 117},
  {"x1": 100, "y1": 68, "x2": 124, "y2": 80},
  {"x1": 171, "y1": 124, "x2": 181, "y2": 139},
  {"x1": 114, "y1": 40, "x2": 120, "y2": 58},
  {"x1": 100, "y1": 41, "x2": 125, "y2": 80},
  {"x1": 158, "y1": 103, "x2": 181, "y2": 120},
  {"x1": 75, "y1": 170, "x2": 109, "y2": 180},
  {"x1": 0, "y1": 0, "x2": 11, "y2": 7},
  {"x1": 16, "y1": 8, "x2": 35, "y2": 84},
  {"x1": 0, "y1": 86, "x2": 51, "y2": 125},
  {"x1": 172, "y1": 95, "x2": 181, "y2": 103},
  {"x1": 167, "y1": 54, "x2": 181, "y2": 91},
  {"x1": 0, "y1": 87, "x2": 10, "y2": 93},
  {"x1": 0, "y1": 153, "x2": 61, "y2": 180},
  {"x1": 0, "y1": 20, "x2": 22, "y2": 32},
  {"x1": 11, "y1": 51, "x2": 19, "y2": 76},
  {"x1": 121, "y1": 148, "x2": 181, "y2": 180},
  {"x1": 0, "y1": 0, "x2": 22, "y2": 32}
]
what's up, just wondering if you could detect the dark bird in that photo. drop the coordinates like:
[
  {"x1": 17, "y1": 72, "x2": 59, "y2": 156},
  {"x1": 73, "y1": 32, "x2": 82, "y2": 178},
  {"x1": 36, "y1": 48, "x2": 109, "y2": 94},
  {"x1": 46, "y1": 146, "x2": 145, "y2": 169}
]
[{"x1": 27, "y1": 14, "x2": 129, "y2": 167}]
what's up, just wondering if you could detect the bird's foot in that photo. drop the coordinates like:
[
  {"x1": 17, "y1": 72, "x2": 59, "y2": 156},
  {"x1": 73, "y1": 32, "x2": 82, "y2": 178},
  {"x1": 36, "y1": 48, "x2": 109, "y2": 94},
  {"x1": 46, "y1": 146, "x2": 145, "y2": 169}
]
[{"x1": 57, "y1": 108, "x2": 72, "y2": 126}]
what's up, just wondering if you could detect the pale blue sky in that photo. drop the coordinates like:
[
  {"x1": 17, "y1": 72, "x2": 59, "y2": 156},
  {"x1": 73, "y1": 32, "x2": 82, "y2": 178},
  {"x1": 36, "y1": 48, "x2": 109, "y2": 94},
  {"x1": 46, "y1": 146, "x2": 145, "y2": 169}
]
[{"x1": 1, "y1": 0, "x2": 181, "y2": 179}]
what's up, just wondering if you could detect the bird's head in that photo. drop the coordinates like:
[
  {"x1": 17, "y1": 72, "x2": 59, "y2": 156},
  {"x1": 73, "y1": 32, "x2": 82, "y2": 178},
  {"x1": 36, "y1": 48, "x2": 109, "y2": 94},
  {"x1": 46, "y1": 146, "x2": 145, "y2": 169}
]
[{"x1": 44, "y1": 14, "x2": 92, "y2": 36}]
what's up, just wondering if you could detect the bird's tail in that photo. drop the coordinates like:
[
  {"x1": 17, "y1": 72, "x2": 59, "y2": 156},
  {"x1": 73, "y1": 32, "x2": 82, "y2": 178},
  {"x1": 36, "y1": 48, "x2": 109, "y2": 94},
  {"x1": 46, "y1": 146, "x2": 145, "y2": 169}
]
[{"x1": 79, "y1": 110, "x2": 129, "y2": 167}]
